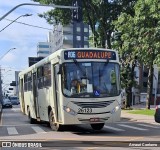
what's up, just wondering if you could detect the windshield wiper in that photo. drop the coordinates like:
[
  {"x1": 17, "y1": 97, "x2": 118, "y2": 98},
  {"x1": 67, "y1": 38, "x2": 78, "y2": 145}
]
[
  {"x1": 73, "y1": 59, "x2": 86, "y2": 77},
  {"x1": 100, "y1": 59, "x2": 109, "y2": 77}
]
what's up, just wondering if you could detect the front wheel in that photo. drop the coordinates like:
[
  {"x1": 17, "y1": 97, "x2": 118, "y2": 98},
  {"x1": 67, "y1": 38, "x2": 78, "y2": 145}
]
[
  {"x1": 90, "y1": 123, "x2": 104, "y2": 130},
  {"x1": 49, "y1": 110, "x2": 63, "y2": 131}
]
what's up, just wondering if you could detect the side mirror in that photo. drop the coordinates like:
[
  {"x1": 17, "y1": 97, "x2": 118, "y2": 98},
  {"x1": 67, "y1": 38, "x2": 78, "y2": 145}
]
[{"x1": 57, "y1": 64, "x2": 62, "y2": 74}]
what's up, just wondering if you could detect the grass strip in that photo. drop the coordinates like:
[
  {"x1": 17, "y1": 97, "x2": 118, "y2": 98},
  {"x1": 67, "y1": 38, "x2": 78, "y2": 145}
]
[{"x1": 126, "y1": 109, "x2": 155, "y2": 116}]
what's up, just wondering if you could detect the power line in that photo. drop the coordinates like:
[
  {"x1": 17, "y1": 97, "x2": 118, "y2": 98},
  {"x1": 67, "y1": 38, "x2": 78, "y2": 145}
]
[
  {"x1": 4, "y1": 18, "x2": 53, "y2": 31},
  {"x1": 0, "y1": 14, "x2": 32, "y2": 33},
  {"x1": 4, "y1": 18, "x2": 80, "y2": 35}
]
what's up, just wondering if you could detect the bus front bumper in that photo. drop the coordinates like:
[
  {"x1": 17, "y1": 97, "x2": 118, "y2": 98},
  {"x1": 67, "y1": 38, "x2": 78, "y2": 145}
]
[{"x1": 62, "y1": 106, "x2": 121, "y2": 125}]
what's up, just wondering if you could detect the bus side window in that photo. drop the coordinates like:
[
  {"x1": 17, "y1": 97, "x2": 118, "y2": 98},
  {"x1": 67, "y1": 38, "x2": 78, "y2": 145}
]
[
  {"x1": 37, "y1": 66, "x2": 44, "y2": 89},
  {"x1": 44, "y1": 63, "x2": 51, "y2": 87}
]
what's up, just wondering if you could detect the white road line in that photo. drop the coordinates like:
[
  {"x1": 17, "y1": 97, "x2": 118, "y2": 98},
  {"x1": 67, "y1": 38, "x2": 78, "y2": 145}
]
[
  {"x1": 31, "y1": 126, "x2": 46, "y2": 133},
  {"x1": 138, "y1": 123, "x2": 159, "y2": 129},
  {"x1": 12, "y1": 108, "x2": 20, "y2": 112},
  {"x1": 104, "y1": 125, "x2": 125, "y2": 131},
  {"x1": 118, "y1": 124, "x2": 148, "y2": 131},
  {"x1": 7, "y1": 127, "x2": 18, "y2": 135}
]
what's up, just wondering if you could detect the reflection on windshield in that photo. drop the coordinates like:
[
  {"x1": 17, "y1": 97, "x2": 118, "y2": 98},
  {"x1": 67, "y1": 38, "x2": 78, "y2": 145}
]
[{"x1": 62, "y1": 62, "x2": 120, "y2": 98}]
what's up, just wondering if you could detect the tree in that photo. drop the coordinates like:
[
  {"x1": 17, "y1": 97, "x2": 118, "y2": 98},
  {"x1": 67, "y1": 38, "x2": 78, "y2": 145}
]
[
  {"x1": 33, "y1": 0, "x2": 137, "y2": 48},
  {"x1": 113, "y1": 13, "x2": 139, "y2": 108},
  {"x1": 114, "y1": 0, "x2": 160, "y2": 109}
]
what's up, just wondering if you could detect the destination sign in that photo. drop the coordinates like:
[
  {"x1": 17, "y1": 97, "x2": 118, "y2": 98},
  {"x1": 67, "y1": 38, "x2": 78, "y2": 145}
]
[{"x1": 64, "y1": 50, "x2": 116, "y2": 60}]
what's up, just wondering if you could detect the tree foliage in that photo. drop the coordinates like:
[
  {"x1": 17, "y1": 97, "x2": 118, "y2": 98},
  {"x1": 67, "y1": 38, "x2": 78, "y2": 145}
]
[
  {"x1": 114, "y1": 0, "x2": 160, "y2": 109},
  {"x1": 32, "y1": 0, "x2": 137, "y2": 48}
]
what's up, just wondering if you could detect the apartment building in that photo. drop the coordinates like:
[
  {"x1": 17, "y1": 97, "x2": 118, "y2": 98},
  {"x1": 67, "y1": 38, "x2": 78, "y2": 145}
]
[
  {"x1": 134, "y1": 64, "x2": 160, "y2": 105},
  {"x1": 37, "y1": 42, "x2": 52, "y2": 57}
]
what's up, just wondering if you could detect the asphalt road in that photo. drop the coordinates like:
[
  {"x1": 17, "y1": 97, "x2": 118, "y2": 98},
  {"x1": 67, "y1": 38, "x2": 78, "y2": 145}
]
[{"x1": 0, "y1": 105, "x2": 160, "y2": 150}]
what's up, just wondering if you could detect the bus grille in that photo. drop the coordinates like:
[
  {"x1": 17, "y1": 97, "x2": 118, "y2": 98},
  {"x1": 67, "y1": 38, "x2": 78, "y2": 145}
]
[{"x1": 71, "y1": 100, "x2": 115, "y2": 108}]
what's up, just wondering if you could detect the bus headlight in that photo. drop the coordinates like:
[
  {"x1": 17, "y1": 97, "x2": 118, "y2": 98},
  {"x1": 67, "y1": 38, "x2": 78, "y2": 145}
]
[
  {"x1": 63, "y1": 106, "x2": 77, "y2": 116},
  {"x1": 111, "y1": 106, "x2": 120, "y2": 114}
]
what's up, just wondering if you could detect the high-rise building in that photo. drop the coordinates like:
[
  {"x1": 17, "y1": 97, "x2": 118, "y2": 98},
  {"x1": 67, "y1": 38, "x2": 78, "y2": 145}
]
[
  {"x1": 47, "y1": 22, "x2": 89, "y2": 50},
  {"x1": 37, "y1": 42, "x2": 52, "y2": 57},
  {"x1": 48, "y1": 24, "x2": 63, "y2": 51},
  {"x1": 63, "y1": 22, "x2": 89, "y2": 48},
  {"x1": 37, "y1": 21, "x2": 89, "y2": 58}
]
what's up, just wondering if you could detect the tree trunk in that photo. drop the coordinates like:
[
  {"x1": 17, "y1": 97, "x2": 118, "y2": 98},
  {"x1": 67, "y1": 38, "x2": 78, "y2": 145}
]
[
  {"x1": 125, "y1": 87, "x2": 132, "y2": 108},
  {"x1": 125, "y1": 60, "x2": 136, "y2": 108},
  {"x1": 106, "y1": 33, "x2": 111, "y2": 49},
  {"x1": 146, "y1": 65, "x2": 154, "y2": 109}
]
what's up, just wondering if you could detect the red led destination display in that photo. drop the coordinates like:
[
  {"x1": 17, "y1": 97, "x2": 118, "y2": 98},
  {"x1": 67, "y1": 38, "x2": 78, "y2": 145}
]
[{"x1": 64, "y1": 50, "x2": 116, "y2": 60}]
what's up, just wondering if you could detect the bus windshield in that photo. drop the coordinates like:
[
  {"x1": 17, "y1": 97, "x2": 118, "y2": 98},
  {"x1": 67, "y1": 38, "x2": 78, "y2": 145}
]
[{"x1": 62, "y1": 62, "x2": 120, "y2": 98}]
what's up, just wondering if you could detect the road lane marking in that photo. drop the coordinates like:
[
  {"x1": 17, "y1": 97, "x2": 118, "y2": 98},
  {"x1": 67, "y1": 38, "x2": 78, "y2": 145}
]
[
  {"x1": 12, "y1": 108, "x2": 21, "y2": 112},
  {"x1": 104, "y1": 125, "x2": 125, "y2": 131},
  {"x1": 137, "y1": 123, "x2": 159, "y2": 129},
  {"x1": 118, "y1": 124, "x2": 148, "y2": 131},
  {"x1": 7, "y1": 127, "x2": 18, "y2": 135},
  {"x1": 1, "y1": 124, "x2": 31, "y2": 127},
  {"x1": 32, "y1": 126, "x2": 46, "y2": 133}
]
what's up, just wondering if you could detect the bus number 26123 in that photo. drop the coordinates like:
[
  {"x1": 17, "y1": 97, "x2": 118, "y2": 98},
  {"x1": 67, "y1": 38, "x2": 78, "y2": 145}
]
[{"x1": 78, "y1": 108, "x2": 92, "y2": 113}]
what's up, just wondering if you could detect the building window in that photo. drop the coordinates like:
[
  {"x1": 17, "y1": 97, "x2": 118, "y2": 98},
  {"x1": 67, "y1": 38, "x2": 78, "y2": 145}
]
[
  {"x1": 38, "y1": 45, "x2": 50, "y2": 48},
  {"x1": 37, "y1": 51, "x2": 50, "y2": 54},
  {"x1": 84, "y1": 28, "x2": 88, "y2": 32},
  {"x1": 84, "y1": 36, "x2": 89, "y2": 41},
  {"x1": 77, "y1": 27, "x2": 81, "y2": 32},
  {"x1": 76, "y1": 36, "x2": 81, "y2": 41},
  {"x1": 84, "y1": 45, "x2": 88, "y2": 48}
]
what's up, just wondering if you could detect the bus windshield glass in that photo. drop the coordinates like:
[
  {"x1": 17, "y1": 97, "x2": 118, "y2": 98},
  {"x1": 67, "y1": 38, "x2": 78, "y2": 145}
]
[{"x1": 62, "y1": 62, "x2": 120, "y2": 98}]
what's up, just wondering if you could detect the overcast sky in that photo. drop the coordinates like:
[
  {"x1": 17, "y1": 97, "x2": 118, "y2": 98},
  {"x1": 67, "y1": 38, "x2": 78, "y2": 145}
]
[{"x1": 0, "y1": 0, "x2": 53, "y2": 86}]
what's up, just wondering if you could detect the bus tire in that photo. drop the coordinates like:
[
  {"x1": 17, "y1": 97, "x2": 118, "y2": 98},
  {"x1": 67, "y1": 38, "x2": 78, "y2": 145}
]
[
  {"x1": 90, "y1": 123, "x2": 104, "y2": 130},
  {"x1": 49, "y1": 110, "x2": 63, "y2": 131},
  {"x1": 27, "y1": 107, "x2": 36, "y2": 124}
]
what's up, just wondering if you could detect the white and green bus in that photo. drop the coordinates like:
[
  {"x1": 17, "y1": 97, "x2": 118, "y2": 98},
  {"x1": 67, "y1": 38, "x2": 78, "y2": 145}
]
[{"x1": 19, "y1": 48, "x2": 121, "y2": 131}]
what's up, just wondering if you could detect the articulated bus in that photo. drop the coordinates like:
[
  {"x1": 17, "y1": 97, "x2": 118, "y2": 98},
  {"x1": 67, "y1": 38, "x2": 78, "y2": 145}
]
[{"x1": 19, "y1": 48, "x2": 121, "y2": 131}]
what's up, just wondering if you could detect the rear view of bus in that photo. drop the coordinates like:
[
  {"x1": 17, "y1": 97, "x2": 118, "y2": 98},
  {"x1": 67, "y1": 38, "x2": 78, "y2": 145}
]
[{"x1": 61, "y1": 48, "x2": 121, "y2": 130}]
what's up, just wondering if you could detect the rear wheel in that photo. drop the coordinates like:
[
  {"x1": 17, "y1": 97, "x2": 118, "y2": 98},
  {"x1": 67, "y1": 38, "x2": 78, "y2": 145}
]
[
  {"x1": 90, "y1": 123, "x2": 104, "y2": 130},
  {"x1": 27, "y1": 107, "x2": 36, "y2": 124},
  {"x1": 49, "y1": 110, "x2": 63, "y2": 131}
]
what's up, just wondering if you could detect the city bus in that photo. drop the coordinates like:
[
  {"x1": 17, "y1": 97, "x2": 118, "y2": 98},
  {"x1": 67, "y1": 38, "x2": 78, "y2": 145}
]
[{"x1": 19, "y1": 48, "x2": 121, "y2": 131}]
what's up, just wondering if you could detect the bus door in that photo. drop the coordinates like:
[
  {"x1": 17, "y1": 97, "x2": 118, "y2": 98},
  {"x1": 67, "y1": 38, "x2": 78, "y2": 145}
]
[
  {"x1": 20, "y1": 78, "x2": 25, "y2": 114},
  {"x1": 53, "y1": 64, "x2": 62, "y2": 122},
  {"x1": 32, "y1": 72, "x2": 40, "y2": 118}
]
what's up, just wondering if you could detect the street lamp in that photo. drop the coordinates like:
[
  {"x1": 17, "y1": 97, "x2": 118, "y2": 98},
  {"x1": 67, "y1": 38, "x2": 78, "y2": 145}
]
[
  {"x1": 0, "y1": 48, "x2": 16, "y2": 61},
  {"x1": 0, "y1": 3, "x2": 78, "y2": 21},
  {"x1": 0, "y1": 14, "x2": 32, "y2": 33}
]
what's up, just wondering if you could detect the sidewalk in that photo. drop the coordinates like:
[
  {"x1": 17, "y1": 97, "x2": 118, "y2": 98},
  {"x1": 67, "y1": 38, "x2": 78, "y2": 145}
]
[
  {"x1": 121, "y1": 104, "x2": 157, "y2": 124},
  {"x1": 130, "y1": 103, "x2": 156, "y2": 110}
]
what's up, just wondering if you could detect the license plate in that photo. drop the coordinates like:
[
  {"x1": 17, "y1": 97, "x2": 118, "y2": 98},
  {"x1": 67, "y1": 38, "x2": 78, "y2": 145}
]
[
  {"x1": 78, "y1": 108, "x2": 92, "y2": 113},
  {"x1": 90, "y1": 118, "x2": 100, "y2": 122}
]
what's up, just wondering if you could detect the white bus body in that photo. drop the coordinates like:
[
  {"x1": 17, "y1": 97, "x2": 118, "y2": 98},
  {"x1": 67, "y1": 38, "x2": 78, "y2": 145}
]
[{"x1": 19, "y1": 48, "x2": 121, "y2": 131}]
